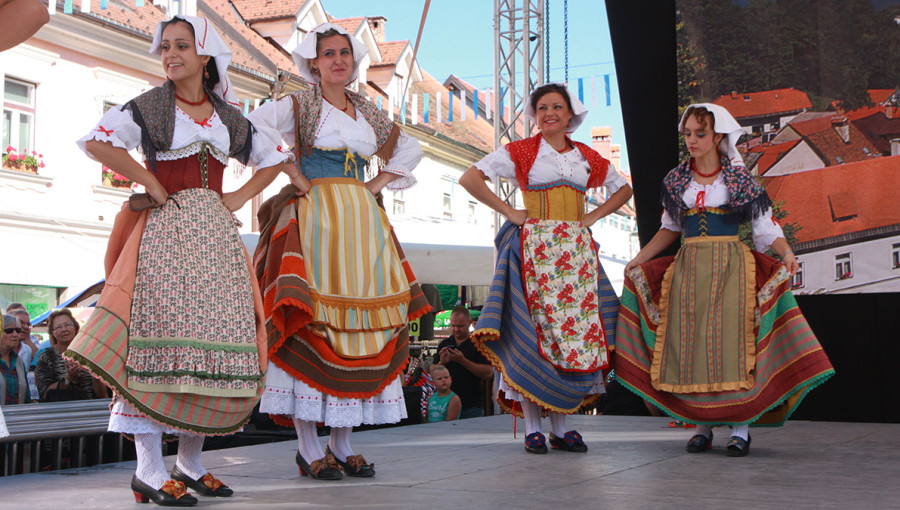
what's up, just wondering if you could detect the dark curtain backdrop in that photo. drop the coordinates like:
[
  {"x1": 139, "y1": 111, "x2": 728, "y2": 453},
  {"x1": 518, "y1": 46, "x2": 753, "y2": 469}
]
[{"x1": 604, "y1": 0, "x2": 900, "y2": 423}]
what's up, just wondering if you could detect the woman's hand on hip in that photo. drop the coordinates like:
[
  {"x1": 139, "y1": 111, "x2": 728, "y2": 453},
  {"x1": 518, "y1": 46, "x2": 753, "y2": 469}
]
[
  {"x1": 506, "y1": 209, "x2": 528, "y2": 226},
  {"x1": 221, "y1": 191, "x2": 247, "y2": 212}
]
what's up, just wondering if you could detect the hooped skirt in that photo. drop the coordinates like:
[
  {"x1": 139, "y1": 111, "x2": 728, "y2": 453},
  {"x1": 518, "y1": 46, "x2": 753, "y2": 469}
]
[
  {"x1": 614, "y1": 237, "x2": 835, "y2": 426},
  {"x1": 471, "y1": 220, "x2": 620, "y2": 416}
]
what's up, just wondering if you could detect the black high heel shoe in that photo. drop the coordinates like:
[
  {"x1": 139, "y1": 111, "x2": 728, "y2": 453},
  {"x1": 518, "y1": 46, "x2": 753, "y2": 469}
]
[
  {"x1": 170, "y1": 464, "x2": 233, "y2": 497},
  {"x1": 131, "y1": 475, "x2": 198, "y2": 506},
  {"x1": 295, "y1": 450, "x2": 343, "y2": 480},
  {"x1": 326, "y1": 446, "x2": 376, "y2": 477}
]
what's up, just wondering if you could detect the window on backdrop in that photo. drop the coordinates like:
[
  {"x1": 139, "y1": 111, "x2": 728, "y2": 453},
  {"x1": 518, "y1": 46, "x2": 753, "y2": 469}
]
[{"x1": 3, "y1": 77, "x2": 36, "y2": 153}]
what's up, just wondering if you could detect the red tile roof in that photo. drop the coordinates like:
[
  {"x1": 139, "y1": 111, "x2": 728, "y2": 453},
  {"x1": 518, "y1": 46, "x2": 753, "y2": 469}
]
[
  {"x1": 787, "y1": 116, "x2": 876, "y2": 166},
  {"x1": 230, "y1": 0, "x2": 305, "y2": 22},
  {"x1": 374, "y1": 40, "x2": 408, "y2": 66},
  {"x1": 331, "y1": 17, "x2": 365, "y2": 34},
  {"x1": 852, "y1": 112, "x2": 900, "y2": 155},
  {"x1": 713, "y1": 88, "x2": 812, "y2": 120},
  {"x1": 763, "y1": 155, "x2": 900, "y2": 244},
  {"x1": 748, "y1": 139, "x2": 801, "y2": 175}
]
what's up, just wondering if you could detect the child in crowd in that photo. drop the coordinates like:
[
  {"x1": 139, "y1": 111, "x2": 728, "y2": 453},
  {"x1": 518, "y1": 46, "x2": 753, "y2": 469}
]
[{"x1": 427, "y1": 365, "x2": 461, "y2": 423}]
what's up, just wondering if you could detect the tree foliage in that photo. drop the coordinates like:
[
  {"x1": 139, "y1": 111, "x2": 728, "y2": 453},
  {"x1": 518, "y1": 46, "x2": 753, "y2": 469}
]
[{"x1": 677, "y1": 0, "x2": 900, "y2": 110}]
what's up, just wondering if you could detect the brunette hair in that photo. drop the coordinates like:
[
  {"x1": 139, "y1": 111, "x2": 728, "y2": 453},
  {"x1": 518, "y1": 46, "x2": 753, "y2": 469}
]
[
  {"x1": 160, "y1": 17, "x2": 221, "y2": 92},
  {"x1": 47, "y1": 308, "x2": 80, "y2": 345},
  {"x1": 529, "y1": 83, "x2": 574, "y2": 113},
  {"x1": 315, "y1": 29, "x2": 354, "y2": 58},
  {"x1": 683, "y1": 106, "x2": 716, "y2": 132},
  {"x1": 430, "y1": 364, "x2": 451, "y2": 377}
]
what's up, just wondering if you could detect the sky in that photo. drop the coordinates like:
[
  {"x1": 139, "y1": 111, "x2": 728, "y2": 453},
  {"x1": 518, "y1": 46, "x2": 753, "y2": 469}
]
[{"x1": 327, "y1": 0, "x2": 629, "y2": 172}]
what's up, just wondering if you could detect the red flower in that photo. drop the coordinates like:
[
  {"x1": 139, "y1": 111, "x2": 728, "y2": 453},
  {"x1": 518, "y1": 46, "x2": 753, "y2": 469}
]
[
  {"x1": 577, "y1": 260, "x2": 593, "y2": 280},
  {"x1": 557, "y1": 283, "x2": 576, "y2": 304},
  {"x1": 553, "y1": 223, "x2": 570, "y2": 238},
  {"x1": 39, "y1": 161, "x2": 45, "y2": 168},
  {"x1": 565, "y1": 349, "x2": 581, "y2": 366},
  {"x1": 555, "y1": 251, "x2": 573, "y2": 271},
  {"x1": 537, "y1": 273, "x2": 550, "y2": 289},
  {"x1": 580, "y1": 292, "x2": 597, "y2": 312},
  {"x1": 8, "y1": 154, "x2": 17, "y2": 161},
  {"x1": 4, "y1": 145, "x2": 14, "y2": 153},
  {"x1": 533, "y1": 242, "x2": 549, "y2": 261},
  {"x1": 561, "y1": 317, "x2": 577, "y2": 336}
]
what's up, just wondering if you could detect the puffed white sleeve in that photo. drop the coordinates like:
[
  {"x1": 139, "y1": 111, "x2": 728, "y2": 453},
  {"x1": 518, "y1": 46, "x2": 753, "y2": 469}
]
[
  {"x1": 381, "y1": 130, "x2": 423, "y2": 191},
  {"x1": 247, "y1": 117, "x2": 290, "y2": 169},
  {"x1": 76, "y1": 105, "x2": 143, "y2": 160},
  {"x1": 602, "y1": 166, "x2": 629, "y2": 194},
  {"x1": 751, "y1": 207, "x2": 786, "y2": 252},
  {"x1": 660, "y1": 209, "x2": 682, "y2": 233},
  {"x1": 246, "y1": 97, "x2": 296, "y2": 157},
  {"x1": 473, "y1": 146, "x2": 516, "y2": 183}
]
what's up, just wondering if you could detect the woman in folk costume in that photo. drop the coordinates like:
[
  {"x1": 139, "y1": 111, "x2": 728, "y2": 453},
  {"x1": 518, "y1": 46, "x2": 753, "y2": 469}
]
[
  {"x1": 615, "y1": 104, "x2": 834, "y2": 456},
  {"x1": 66, "y1": 16, "x2": 289, "y2": 505},
  {"x1": 249, "y1": 23, "x2": 429, "y2": 480},
  {"x1": 459, "y1": 83, "x2": 633, "y2": 454}
]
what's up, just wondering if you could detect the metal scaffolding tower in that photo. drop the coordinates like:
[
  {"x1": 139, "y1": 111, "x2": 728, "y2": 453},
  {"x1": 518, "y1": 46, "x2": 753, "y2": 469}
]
[{"x1": 493, "y1": 0, "x2": 544, "y2": 147}]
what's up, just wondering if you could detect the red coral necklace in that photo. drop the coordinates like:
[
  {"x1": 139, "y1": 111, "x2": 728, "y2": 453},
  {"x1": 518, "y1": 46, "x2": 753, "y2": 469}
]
[
  {"x1": 175, "y1": 93, "x2": 208, "y2": 106},
  {"x1": 692, "y1": 159, "x2": 721, "y2": 178}
]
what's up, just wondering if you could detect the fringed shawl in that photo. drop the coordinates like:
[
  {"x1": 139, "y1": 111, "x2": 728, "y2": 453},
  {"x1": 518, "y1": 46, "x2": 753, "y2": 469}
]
[
  {"x1": 661, "y1": 156, "x2": 771, "y2": 226},
  {"x1": 124, "y1": 81, "x2": 253, "y2": 172}
]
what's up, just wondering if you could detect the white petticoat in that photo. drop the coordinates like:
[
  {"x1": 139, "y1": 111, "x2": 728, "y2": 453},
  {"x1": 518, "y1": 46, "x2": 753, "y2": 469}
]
[
  {"x1": 497, "y1": 369, "x2": 606, "y2": 402},
  {"x1": 108, "y1": 398, "x2": 201, "y2": 437},
  {"x1": 260, "y1": 363, "x2": 407, "y2": 428}
]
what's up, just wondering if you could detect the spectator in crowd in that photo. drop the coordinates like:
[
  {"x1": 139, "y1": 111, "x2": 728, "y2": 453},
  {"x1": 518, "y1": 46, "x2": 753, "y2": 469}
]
[
  {"x1": 0, "y1": 0, "x2": 49, "y2": 52},
  {"x1": 427, "y1": 365, "x2": 461, "y2": 423},
  {"x1": 5, "y1": 303, "x2": 40, "y2": 369},
  {"x1": 0, "y1": 314, "x2": 29, "y2": 404},
  {"x1": 35, "y1": 309, "x2": 105, "y2": 401},
  {"x1": 433, "y1": 306, "x2": 492, "y2": 418}
]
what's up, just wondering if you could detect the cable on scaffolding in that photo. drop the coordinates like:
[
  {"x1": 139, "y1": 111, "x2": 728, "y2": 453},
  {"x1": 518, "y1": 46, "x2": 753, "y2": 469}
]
[
  {"x1": 564, "y1": 0, "x2": 569, "y2": 83},
  {"x1": 545, "y1": 0, "x2": 550, "y2": 82}
]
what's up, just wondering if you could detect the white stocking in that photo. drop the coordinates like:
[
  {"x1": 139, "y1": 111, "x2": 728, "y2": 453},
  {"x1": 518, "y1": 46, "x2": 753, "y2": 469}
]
[
  {"x1": 521, "y1": 400, "x2": 543, "y2": 436},
  {"x1": 731, "y1": 424, "x2": 750, "y2": 440},
  {"x1": 327, "y1": 426, "x2": 354, "y2": 462},
  {"x1": 549, "y1": 412, "x2": 567, "y2": 438},
  {"x1": 175, "y1": 434, "x2": 206, "y2": 480},
  {"x1": 294, "y1": 419, "x2": 325, "y2": 462},
  {"x1": 134, "y1": 432, "x2": 169, "y2": 490},
  {"x1": 695, "y1": 424, "x2": 713, "y2": 439}
]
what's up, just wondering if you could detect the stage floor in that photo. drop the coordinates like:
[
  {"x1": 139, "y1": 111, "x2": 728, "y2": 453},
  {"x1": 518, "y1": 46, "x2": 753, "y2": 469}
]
[{"x1": 2, "y1": 414, "x2": 898, "y2": 509}]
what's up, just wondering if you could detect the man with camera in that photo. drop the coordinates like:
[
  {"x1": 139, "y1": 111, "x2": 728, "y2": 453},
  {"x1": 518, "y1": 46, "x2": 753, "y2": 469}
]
[{"x1": 432, "y1": 305, "x2": 492, "y2": 419}]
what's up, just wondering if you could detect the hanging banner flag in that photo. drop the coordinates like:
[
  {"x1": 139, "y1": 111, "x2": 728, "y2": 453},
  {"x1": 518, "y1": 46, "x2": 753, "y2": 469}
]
[
  {"x1": 460, "y1": 90, "x2": 466, "y2": 121},
  {"x1": 100, "y1": 0, "x2": 108, "y2": 9},
  {"x1": 64, "y1": 0, "x2": 73, "y2": 13},
  {"x1": 243, "y1": 99, "x2": 250, "y2": 116},
  {"x1": 578, "y1": 78, "x2": 584, "y2": 103},
  {"x1": 473, "y1": 90, "x2": 479, "y2": 119},
  {"x1": 411, "y1": 94, "x2": 418, "y2": 125},
  {"x1": 436, "y1": 92, "x2": 442, "y2": 123},
  {"x1": 254, "y1": 98, "x2": 260, "y2": 109},
  {"x1": 401, "y1": 98, "x2": 407, "y2": 124},
  {"x1": 604, "y1": 74, "x2": 611, "y2": 106},
  {"x1": 448, "y1": 90, "x2": 454, "y2": 123},
  {"x1": 388, "y1": 93, "x2": 395, "y2": 121},
  {"x1": 136, "y1": 0, "x2": 145, "y2": 7},
  {"x1": 486, "y1": 89, "x2": 491, "y2": 120},
  {"x1": 81, "y1": 0, "x2": 91, "y2": 12},
  {"x1": 378, "y1": 96, "x2": 382, "y2": 110},
  {"x1": 424, "y1": 93, "x2": 430, "y2": 123},
  {"x1": 591, "y1": 76, "x2": 597, "y2": 107}
]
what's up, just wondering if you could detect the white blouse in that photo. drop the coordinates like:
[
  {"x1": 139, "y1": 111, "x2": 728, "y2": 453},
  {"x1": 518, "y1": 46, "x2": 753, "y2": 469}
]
[
  {"x1": 76, "y1": 104, "x2": 286, "y2": 170},
  {"x1": 474, "y1": 137, "x2": 629, "y2": 193},
  {"x1": 247, "y1": 96, "x2": 423, "y2": 191},
  {"x1": 659, "y1": 174, "x2": 784, "y2": 251}
]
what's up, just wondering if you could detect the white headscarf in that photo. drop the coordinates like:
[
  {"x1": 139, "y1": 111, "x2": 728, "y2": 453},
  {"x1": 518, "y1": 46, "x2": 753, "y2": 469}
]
[
  {"x1": 150, "y1": 16, "x2": 239, "y2": 107},
  {"x1": 679, "y1": 103, "x2": 744, "y2": 166},
  {"x1": 292, "y1": 22, "x2": 369, "y2": 86},
  {"x1": 524, "y1": 82, "x2": 589, "y2": 134}
]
